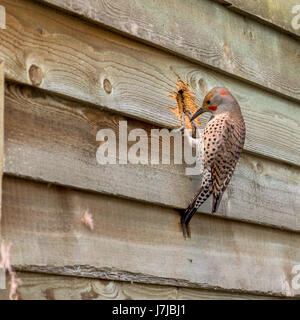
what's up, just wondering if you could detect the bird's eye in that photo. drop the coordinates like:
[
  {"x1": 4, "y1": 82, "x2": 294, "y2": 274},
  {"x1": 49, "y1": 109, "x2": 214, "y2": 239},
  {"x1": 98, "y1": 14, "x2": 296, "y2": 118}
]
[{"x1": 206, "y1": 100, "x2": 211, "y2": 104}]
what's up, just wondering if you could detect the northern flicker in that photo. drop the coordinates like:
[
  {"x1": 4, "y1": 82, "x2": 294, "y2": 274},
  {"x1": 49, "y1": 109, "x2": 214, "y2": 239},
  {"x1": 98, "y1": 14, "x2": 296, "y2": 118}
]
[{"x1": 181, "y1": 87, "x2": 246, "y2": 238}]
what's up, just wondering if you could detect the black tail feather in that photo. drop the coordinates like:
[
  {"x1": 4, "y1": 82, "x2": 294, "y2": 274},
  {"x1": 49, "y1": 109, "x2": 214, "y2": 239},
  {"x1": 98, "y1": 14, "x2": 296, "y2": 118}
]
[
  {"x1": 180, "y1": 207, "x2": 197, "y2": 238},
  {"x1": 179, "y1": 188, "x2": 212, "y2": 238},
  {"x1": 212, "y1": 193, "x2": 223, "y2": 213},
  {"x1": 178, "y1": 210, "x2": 189, "y2": 238}
]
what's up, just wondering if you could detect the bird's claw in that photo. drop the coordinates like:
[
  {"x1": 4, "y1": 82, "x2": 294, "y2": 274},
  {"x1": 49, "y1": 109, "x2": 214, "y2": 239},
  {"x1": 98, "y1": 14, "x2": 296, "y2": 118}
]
[
  {"x1": 172, "y1": 111, "x2": 200, "y2": 136},
  {"x1": 172, "y1": 126, "x2": 185, "y2": 133},
  {"x1": 186, "y1": 110, "x2": 200, "y2": 135}
]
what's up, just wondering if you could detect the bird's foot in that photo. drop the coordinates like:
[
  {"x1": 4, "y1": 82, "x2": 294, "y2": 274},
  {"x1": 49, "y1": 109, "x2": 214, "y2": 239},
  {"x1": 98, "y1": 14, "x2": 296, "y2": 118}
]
[
  {"x1": 186, "y1": 110, "x2": 200, "y2": 135},
  {"x1": 172, "y1": 126, "x2": 185, "y2": 133},
  {"x1": 172, "y1": 111, "x2": 186, "y2": 133}
]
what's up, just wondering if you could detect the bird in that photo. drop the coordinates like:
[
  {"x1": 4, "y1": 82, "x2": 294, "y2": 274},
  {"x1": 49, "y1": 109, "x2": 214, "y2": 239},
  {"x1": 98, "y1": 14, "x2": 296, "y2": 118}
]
[{"x1": 180, "y1": 87, "x2": 246, "y2": 238}]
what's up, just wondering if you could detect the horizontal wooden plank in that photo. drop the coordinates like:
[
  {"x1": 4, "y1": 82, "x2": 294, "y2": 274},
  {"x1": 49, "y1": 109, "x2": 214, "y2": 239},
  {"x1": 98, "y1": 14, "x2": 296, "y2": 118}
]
[
  {"x1": 0, "y1": 272, "x2": 283, "y2": 300},
  {"x1": 35, "y1": 0, "x2": 300, "y2": 102},
  {"x1": 215, "y1": 0, "x2": 300, "y2": 38},
  {"x1": 0, "y1": 1, "x2": 299, "y2": 166},
  {"x1": 1, "y1": 0, "x2": 300, "y2": 166},
  {"x1": 2, "y1": 176, "x2": 300, "y2": 297},
  {"x1": 4, "y1": 83, "x2": 300, "y2": 232}
]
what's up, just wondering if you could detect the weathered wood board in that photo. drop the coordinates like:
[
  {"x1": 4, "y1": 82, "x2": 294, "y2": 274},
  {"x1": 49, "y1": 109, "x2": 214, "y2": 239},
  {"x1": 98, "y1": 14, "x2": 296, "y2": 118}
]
[
  {"x1": 0, "y1": 0, "x2": 299, "y2": 165},
  {"x1": 2, "y1": 176, "x2": 300, "y2": 297},
  {"x1": 215, "y1": 0, "x2": 300, "y2": 38},
  {"x1": 0, "y1": 0, "x2": 299, "y2": 300},
  {"x1": 0, "y1": 60, "x2": 4, "y2": 290},
  {"x1": 0, "y1": 272, "x2": 283, "y2": 300},
  {"x1": 35, "y1": 0, "x2": 300, "y2": 101},
  {"x1": 4, "y1": 83, "x2": 300, "y2": 232}
]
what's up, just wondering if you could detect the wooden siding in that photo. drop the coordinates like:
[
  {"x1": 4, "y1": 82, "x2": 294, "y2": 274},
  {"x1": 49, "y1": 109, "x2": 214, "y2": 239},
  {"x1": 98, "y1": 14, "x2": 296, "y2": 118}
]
[
  {"x1": 4, "y1": 83, "x2": 300, "y2": 232},
  {"x1": 0, "y1": 272, "x2": 283, "y2": 300},
  {"x1": 36, "y1": 0, "x2": 300, "y2": 102},
  {"x1": 0, "y1": 0, "x2": 299, "y2": 300},
  {"x1": 2, "y1": 176, "x2": 300, "y2": 297},
  {"x1": 0, "y1": 0, "x2": 299, "y2": 166},
  {"x1": 215, "y1": 0, "x2": 300, "y2": 38}
]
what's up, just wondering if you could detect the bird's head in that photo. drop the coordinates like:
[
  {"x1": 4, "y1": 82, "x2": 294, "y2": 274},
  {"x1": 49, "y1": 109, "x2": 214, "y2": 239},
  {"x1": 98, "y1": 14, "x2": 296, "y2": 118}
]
[{"x1": 190, "y1": 87, "x2": 240, "y2": 121}]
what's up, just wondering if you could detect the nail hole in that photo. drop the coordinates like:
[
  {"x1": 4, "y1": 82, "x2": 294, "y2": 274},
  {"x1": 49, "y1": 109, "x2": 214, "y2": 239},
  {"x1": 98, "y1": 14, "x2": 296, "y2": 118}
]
[
  {"x1": 256, "y1": 162, "x2": 263, "y2": 173},
  {"x1": 103, "y1": 79, "x2": 112, "y2": 94}
]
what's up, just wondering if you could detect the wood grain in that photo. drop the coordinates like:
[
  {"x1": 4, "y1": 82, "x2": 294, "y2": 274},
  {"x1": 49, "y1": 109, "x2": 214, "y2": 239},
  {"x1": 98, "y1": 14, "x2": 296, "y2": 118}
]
[
  {"x1": 0, "y1": 272, "x2": 283, "y2": 300},
  {"x1": 4, "y1": 83, "x2": 300, "y2": 232},
  {"x1": 35, "y1": 0, "x2": 300, "y2": 101},
  {"x1": 2, "y1": 176, "x2": 300, "y2": 297},
  {"x1": 0, "y1": 0, "x2": 298, "y2": 300},
  {"x1": 215, "y1": 0, "x2": 300, "y2": 38},
  {"x1": 0, "y1": 0, "x2": 299, "y2": 165},
  {"x1": 0, "y1": 61, "x2": 4, "y2": 289}
]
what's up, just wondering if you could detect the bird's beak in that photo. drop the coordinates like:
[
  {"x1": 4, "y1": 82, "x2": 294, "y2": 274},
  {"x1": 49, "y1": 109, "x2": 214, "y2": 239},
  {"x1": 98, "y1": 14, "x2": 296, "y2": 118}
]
[{"x1": 190, "y1": 108, "x2": 206, "y2": 121}]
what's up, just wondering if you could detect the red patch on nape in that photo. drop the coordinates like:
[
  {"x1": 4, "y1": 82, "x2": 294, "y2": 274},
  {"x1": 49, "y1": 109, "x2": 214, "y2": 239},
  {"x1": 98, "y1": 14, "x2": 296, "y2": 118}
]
[
  {"x1": 209, "y1": 106, "x2": 218, "y2": 111},
  {"x1": 220, "y1": 90, "x2": 229, "y2": 95}
]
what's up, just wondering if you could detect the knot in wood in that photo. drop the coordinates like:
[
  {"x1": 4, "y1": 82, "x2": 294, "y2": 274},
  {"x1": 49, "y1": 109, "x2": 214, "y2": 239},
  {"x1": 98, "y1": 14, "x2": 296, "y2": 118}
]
[
  {"x1": 29, "y1": 65, "x2": 43, "y2": 87},
  {"x1": 103, "y1": 78, "x2": 112, "y2": 94}
]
